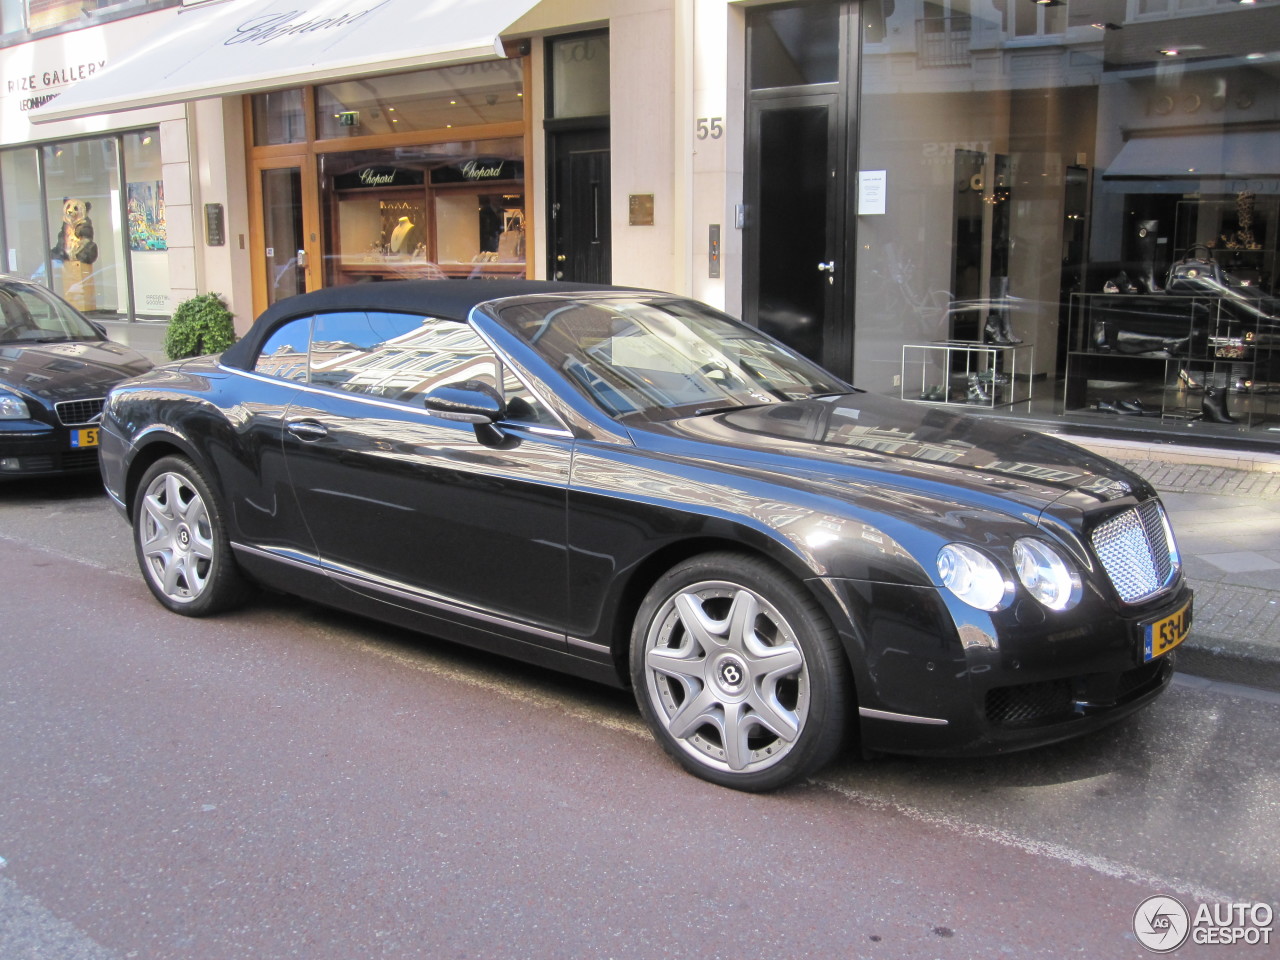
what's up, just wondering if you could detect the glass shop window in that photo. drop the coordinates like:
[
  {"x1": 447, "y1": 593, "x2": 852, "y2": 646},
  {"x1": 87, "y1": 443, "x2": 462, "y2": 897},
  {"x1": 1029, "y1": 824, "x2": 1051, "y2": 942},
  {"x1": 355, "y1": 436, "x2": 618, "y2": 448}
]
[
  {"x1": 0, "y1": 148, "x2": 44, "y2": 280},
  {"x1": 318, "y1": 139, "x2": 526, "y2": 286},
  {"x1": 252, "y1": 89, "x2": 308, "y2": 146},
  {"x1": 853, "y1": 0, "x2": 1280, "y2": 438},
  {"x1": 748, "y1": 2, "x2": 840, "y2": 89},
  {"x1": 42, "y1": 138, "x2": 121, "y2": 318},
  {"x1": 549, "y1": 32, "x2": 610, "y2": 118},
  {"x1": 315, "y1": 61, "x2": 524, "y2": 140},
  {"x1": 122, "y1": 128, "x2": 172, "y2": 317}
]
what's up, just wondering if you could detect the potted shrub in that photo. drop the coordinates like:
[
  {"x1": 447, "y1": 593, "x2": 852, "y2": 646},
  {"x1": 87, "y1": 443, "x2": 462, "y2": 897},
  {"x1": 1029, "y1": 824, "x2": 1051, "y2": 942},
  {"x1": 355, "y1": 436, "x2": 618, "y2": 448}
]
[{"x1": 164, "y1": 292, "x2": 237, "y2": 361}]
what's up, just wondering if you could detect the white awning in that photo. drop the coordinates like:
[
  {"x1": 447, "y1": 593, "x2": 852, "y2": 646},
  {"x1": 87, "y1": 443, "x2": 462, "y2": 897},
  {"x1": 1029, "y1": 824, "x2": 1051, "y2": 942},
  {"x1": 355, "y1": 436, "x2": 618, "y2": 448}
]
[{"x1": 31, "y1": 0, "x2": 540, "y2": 124}]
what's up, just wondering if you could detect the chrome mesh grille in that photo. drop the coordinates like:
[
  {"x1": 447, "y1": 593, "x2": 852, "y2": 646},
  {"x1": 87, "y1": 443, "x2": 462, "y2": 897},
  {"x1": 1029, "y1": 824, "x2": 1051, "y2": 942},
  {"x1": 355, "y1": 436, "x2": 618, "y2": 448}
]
[
  {"x1": 1091, "y1": 500, "x2": 1177, "y2": 603},
  {"x1": 55, "y1": 398, "x2": 104, "y2": 426}
]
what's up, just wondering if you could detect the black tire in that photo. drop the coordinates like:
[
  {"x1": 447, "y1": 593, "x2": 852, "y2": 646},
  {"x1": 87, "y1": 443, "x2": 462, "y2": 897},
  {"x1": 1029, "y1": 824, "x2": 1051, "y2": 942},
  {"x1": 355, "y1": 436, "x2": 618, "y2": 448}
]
[
  {"x1": 131, "y1": 455, "x2": 250, "y2": 617},
  {"x1": 630, "y1": 552, "x2": 849, "y2": 791}
]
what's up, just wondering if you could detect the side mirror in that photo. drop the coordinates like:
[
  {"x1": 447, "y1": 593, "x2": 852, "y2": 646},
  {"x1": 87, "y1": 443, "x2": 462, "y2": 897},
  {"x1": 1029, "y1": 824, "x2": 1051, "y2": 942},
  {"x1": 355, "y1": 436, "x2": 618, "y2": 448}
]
[
  {"x1": 424, "y1": 381, "x2": 503, "y2": 424},
  {"x1": 423, "y1": 380, "x2": 508, "y2": 446}
]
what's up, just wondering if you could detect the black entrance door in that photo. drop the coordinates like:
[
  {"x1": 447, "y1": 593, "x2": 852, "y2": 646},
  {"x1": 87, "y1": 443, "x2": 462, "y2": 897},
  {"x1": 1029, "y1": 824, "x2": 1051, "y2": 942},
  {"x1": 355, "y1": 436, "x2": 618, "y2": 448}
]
[
  {"x1": 745, "y1": 97, "x2": 844, "y2": 373},
  {"x1": 549, "y1": 128, "x2": 611, "y2": 283},
  {"x1": 743, "y1": 1, "x2": 858, "y2": 381}
]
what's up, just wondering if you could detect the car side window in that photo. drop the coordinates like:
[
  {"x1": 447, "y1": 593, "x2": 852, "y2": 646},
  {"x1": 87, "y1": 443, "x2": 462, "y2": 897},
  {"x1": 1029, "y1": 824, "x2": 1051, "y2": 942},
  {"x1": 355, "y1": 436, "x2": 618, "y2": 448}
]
[
  {"x1": 254, "y1": 316, "x2": 312, "y2": 381},
  {"x1": 307, "y1": 311, "x2": 555, "y2": 425}
]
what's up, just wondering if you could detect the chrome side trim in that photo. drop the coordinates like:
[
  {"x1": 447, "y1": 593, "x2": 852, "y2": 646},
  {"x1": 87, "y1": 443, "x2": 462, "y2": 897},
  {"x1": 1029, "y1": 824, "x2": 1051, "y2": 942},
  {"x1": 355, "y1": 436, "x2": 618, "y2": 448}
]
[
  {"x1": 232, "y1": 540, "x2": 567, "y2": 643},
  {"x1": 232, "y1": 542, "x2": 322, "y2": 570},
  {"x1": 326, "y1": 566, "x2": 565, "y2": 642},
  {"x1": 568, "y1": 636, "x2": 612, "y2": 655},
  {"x1": 858, "y1": 706, "x2": 949, "y2": 726}
]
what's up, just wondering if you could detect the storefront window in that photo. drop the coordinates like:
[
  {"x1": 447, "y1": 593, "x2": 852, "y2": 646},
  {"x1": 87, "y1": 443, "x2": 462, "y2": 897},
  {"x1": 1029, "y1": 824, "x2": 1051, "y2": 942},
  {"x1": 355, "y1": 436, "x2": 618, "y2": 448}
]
[
  {"x1": 0, "y1": 148, "x2": 44, "y2": 278},
  {"x1": 0, "y1": 127, "x2": 166, "y2": 319},
  {"x1": 314, "y1": 61, "x2": 523, "y2": 139},
  {"x1": 318, "y1": 139, "x2": 525, "y2": 285},
  {"x1": 854, "y1": 0, "x2": 1280, "y2": 439},
  {"x1": 252, "y1": 89, "x2": 307, "y2": 146},
  {"x1": 122, "y1": 128, "x2": 171, "y2": 316},
  {"x1": 549, "y1": 32, "x2": 610, "y2": 118},
  {"x1": 42, "y1": 138, "x2": 120, "y2": 316}
]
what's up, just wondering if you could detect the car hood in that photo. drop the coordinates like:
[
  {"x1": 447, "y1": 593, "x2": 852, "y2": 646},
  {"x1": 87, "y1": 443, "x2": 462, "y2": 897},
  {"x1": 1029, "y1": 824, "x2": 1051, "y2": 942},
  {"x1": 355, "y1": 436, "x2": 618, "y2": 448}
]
[
  {"x1": 0, "y1": 340, "x2": 153, "y2": 400},
  {"x1": 645, "y1": 392, "x2": 1148, "y2": 516}
]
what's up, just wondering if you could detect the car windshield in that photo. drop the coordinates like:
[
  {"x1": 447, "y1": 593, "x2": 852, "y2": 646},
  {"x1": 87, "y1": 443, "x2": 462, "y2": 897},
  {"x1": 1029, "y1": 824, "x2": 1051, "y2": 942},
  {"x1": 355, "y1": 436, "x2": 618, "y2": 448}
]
[
  {"x1": 0, "y1": 281, "x2": 103, "y2": 345},
  {"x1": 491, "y1": 295, "x2": 849, "y2": 421}
]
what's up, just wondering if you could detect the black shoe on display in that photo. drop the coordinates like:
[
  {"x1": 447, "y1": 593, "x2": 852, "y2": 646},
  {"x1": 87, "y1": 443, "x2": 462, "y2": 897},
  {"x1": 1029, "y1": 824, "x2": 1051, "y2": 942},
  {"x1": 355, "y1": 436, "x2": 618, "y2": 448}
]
[
  {"x1": 983, "y1": 316, "x2": 1011, "y2": 345},
  {"x1": 1095, "y1": 399, "x2": 1120, "y2": 414},
  {"x1": 1117, "y1": 399, "x2": 1148, "y2": 415},
  {"x1": 997, "y1": 313, "x2": 1023, "y2": 345},
  {"x1": 1201, "y1": 385, "x2": 1237, "y2": 424}
]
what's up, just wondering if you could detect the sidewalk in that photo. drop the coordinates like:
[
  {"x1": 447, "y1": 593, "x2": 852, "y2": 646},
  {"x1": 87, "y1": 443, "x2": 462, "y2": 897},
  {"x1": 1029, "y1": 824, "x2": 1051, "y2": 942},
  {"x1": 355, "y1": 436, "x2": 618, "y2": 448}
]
[{"x1": 1060, "y1": 434, "x2": 1280, "y2": 692}]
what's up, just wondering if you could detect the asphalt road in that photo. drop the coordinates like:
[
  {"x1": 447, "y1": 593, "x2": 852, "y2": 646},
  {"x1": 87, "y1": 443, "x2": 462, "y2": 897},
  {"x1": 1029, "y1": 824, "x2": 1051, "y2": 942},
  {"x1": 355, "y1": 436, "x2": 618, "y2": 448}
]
[{"x1": 1, "y1": 474, "x2": 1277, "y2": 959}]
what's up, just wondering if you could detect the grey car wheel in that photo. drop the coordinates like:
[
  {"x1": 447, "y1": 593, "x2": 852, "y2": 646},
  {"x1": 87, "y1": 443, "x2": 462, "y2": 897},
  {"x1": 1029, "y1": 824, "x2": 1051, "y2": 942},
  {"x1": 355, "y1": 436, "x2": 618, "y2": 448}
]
[
  {"x1": 133, "y1": 455, "x2": 248, "y2": 616},
  {"x1": 631, "y1": 552, "x2": 849, "y2": 791}
]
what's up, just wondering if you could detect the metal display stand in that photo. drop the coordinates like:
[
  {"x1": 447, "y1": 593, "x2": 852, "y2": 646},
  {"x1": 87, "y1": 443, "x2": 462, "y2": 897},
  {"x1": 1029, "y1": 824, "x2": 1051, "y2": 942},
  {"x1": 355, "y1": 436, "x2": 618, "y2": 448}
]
[{"x1": 901, "y1": 340, "x2": 1034, "y2": 407}]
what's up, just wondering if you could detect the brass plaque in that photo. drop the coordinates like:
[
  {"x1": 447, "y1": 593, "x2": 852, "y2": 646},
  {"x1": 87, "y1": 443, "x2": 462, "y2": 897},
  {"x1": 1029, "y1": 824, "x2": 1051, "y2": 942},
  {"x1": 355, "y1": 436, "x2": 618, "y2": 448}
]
[{"x1": 629, "y1": 194, "x2": 655, "y2": 226}]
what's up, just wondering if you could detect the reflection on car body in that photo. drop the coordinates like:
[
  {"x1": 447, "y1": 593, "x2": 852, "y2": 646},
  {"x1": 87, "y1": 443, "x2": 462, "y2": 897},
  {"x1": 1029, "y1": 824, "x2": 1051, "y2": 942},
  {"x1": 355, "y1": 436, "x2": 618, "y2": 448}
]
[
  {"x1": 0, "y1": 274, "x2": 152, "y2": 478},
  {"x1": 99, "y1": 280, "x2": 1191, "y2": 790}
]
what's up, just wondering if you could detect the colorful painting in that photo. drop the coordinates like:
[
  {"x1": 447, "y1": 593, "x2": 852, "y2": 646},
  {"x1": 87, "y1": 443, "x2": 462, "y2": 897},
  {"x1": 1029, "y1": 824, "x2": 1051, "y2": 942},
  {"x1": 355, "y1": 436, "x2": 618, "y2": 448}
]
[{"x1": 127, "y1": 181, "x2": 167, "y2": 252}]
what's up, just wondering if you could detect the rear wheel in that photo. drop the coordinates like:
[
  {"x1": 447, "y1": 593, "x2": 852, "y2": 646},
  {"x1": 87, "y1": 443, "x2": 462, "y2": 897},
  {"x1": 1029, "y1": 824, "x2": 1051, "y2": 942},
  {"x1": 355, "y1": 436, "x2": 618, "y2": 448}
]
[
  {"x1": 631, "y1": 552, "x2": 849, "y2": 791},
  {"x1": 132, "y1": 455, "x2": 248, "y2": 616}
]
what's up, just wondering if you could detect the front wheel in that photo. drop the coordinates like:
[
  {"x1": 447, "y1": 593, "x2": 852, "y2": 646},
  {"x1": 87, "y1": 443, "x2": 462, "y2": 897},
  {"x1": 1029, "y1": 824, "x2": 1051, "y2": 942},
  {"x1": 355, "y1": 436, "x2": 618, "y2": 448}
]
[
  {"x1": 630, "y1": 552, "x2": 849, "y2": 791},
  {"x1": 132, "y1": 455, "x2": 249, "y2": 616}
]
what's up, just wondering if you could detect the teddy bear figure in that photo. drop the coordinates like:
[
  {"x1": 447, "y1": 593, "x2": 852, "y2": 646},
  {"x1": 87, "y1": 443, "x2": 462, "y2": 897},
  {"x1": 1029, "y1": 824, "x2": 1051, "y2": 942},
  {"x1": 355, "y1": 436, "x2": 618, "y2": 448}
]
[{"x1": 50, "y1": 197, "x2": 99, "y2": 265}]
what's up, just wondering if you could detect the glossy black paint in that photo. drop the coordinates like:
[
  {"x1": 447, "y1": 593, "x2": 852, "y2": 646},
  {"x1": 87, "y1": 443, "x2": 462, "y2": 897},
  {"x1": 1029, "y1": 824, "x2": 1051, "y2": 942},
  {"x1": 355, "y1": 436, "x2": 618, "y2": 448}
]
[
  {"x1": 100, "y1": 281, "x2": 1189, "y2": 758},
  {"x1": 0, "y1": 276, "x2": 152, "y2": 478}
]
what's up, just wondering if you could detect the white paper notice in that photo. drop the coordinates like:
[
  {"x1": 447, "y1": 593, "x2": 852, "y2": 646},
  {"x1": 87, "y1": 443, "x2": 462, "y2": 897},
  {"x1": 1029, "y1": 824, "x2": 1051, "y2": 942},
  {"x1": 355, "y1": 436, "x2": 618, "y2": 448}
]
[{"x1": 858, "y1": 170, "x2": 887, "y2": 216}]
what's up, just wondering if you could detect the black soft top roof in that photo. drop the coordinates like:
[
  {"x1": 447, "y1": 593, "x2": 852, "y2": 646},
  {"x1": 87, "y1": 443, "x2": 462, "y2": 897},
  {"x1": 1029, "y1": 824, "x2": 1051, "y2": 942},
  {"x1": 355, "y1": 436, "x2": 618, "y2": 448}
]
[{"x1": 220, "y1": 279, "x2": 631, "y2": 370}]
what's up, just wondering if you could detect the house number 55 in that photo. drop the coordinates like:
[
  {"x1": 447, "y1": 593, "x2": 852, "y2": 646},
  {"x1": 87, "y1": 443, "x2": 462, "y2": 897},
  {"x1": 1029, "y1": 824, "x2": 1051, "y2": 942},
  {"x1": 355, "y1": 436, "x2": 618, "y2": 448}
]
[{"x1": 696, "y1": 117, "x2": 724, "y2": 140}]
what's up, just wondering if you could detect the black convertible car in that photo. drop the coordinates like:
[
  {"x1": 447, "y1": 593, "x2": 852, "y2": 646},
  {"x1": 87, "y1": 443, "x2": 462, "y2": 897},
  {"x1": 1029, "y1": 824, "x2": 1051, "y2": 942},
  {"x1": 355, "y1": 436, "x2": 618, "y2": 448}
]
[{"x1": 100, "y1": 280, "x2": 1191, "y2": 790}]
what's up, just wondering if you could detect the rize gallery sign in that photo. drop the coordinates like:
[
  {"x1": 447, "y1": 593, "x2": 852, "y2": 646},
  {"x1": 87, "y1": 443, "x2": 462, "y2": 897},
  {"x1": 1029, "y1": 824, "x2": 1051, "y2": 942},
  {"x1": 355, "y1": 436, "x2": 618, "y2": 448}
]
[{"x1": 6, "y1": 60, "x2": 107, "y2": 112}]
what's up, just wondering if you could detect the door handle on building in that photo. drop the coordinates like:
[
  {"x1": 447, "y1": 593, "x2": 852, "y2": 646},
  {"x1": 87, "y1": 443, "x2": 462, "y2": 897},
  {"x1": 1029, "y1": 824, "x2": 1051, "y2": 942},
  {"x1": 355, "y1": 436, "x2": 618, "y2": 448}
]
[{"x1": 817, "y1": 261, "x2": 835, "y2": 273}]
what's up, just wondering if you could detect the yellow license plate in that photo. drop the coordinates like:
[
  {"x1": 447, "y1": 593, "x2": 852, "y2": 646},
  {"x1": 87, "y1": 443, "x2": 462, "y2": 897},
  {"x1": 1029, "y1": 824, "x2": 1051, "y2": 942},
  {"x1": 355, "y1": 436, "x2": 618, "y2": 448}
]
[
  {"x1": 1143, "y1": 600, "x2": 1192, "y2": 662},
  {"x1": 71, "y1": 427, "x2": 99, "y2": 448}
]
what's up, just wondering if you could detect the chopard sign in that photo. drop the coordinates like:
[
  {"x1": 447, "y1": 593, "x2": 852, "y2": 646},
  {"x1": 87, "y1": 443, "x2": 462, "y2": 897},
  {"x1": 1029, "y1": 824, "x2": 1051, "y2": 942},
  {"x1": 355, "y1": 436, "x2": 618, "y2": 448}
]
[{"x1": 225, "y1": 0, "x2": 389, "y2": 46}]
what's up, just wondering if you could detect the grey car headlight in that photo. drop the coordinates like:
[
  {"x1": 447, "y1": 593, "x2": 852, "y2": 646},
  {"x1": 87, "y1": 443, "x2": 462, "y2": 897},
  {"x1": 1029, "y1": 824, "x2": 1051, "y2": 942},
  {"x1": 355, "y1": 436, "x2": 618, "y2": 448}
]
[
  {"x1": 1013, "y1": 538, "x2": 1082, "y2": 611},
  {"x1": 938, "y1": 543, "x2": 1013, "y2": 612},
  {"x1": 0, "y1": 389, "x2": 30, "y2": 420}
]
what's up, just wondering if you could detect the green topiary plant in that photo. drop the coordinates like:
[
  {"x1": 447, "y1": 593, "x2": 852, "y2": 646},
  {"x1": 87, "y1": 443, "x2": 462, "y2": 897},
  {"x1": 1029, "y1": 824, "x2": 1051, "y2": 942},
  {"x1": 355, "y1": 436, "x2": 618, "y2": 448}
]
[{"x1": 164, "y1": 292, "x2": 237, "y2": 361}]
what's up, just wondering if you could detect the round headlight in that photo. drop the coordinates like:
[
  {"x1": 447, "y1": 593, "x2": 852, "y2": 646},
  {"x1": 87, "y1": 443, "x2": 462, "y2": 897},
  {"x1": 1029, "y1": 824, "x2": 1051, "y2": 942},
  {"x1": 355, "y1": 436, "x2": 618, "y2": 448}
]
[
  {"x1": 937, "y1": 543, "x2": 1012, "y2": 612},
  {"x1": 1013, "y1": 538, "x2": 1082, "y2": 611}
]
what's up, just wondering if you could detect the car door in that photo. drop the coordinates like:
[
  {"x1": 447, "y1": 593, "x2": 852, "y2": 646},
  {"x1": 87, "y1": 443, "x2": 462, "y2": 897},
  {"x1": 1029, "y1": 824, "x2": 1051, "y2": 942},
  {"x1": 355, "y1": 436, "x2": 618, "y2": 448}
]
[{"x1": 279, "y1": 310, "x2": 572, "y2": 641}]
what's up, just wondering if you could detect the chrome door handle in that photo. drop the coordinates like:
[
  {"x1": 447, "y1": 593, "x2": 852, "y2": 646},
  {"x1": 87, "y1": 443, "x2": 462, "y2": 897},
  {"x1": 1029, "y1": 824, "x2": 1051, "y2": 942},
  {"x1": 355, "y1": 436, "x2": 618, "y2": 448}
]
[
  {"x1": 817, "y1": 261, "x2": 836, "y2": 273},
  {"x1": 286, "y1": 420, "x2": 327, "y2": 441}
]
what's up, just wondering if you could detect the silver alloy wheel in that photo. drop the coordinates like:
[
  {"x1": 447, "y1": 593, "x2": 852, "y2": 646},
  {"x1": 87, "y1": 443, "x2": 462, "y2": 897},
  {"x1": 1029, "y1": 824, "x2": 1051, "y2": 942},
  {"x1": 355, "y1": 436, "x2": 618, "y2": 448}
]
[
  {"x1": 642, "y1": 579, "x2": 809, "y2": 774},
  {"x1": 138, "y1": 470, "x2": 215, "y2": 604}
]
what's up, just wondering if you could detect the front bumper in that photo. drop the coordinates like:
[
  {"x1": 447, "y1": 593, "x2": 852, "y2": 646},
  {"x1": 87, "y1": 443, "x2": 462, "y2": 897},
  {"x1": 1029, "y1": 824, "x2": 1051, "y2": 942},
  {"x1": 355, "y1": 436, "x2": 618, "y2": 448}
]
[
  {"x1": 0, "y1": 420, "x2": 100, "y2": 477},
  {"x1": 823, "y1": 576, "x2": 1191, "y2": 757}
]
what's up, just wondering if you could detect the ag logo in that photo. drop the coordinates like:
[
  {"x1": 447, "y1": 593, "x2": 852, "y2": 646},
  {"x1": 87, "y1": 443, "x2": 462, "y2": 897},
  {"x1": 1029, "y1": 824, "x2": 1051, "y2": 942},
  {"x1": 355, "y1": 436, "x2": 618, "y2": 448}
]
[{"x1": 1134, "y1": 895, "x2": 1190, "y2": 953}]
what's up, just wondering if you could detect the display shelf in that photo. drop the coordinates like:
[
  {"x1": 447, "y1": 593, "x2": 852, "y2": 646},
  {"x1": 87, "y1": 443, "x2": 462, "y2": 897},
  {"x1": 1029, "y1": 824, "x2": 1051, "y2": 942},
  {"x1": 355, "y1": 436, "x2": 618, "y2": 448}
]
[
  {"x1": 901, "y1": 340, "x2": 1033, "y2": 407},
  {"x1": 1063, "y1": 292, "x2": 1278, "y2": 428}
]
